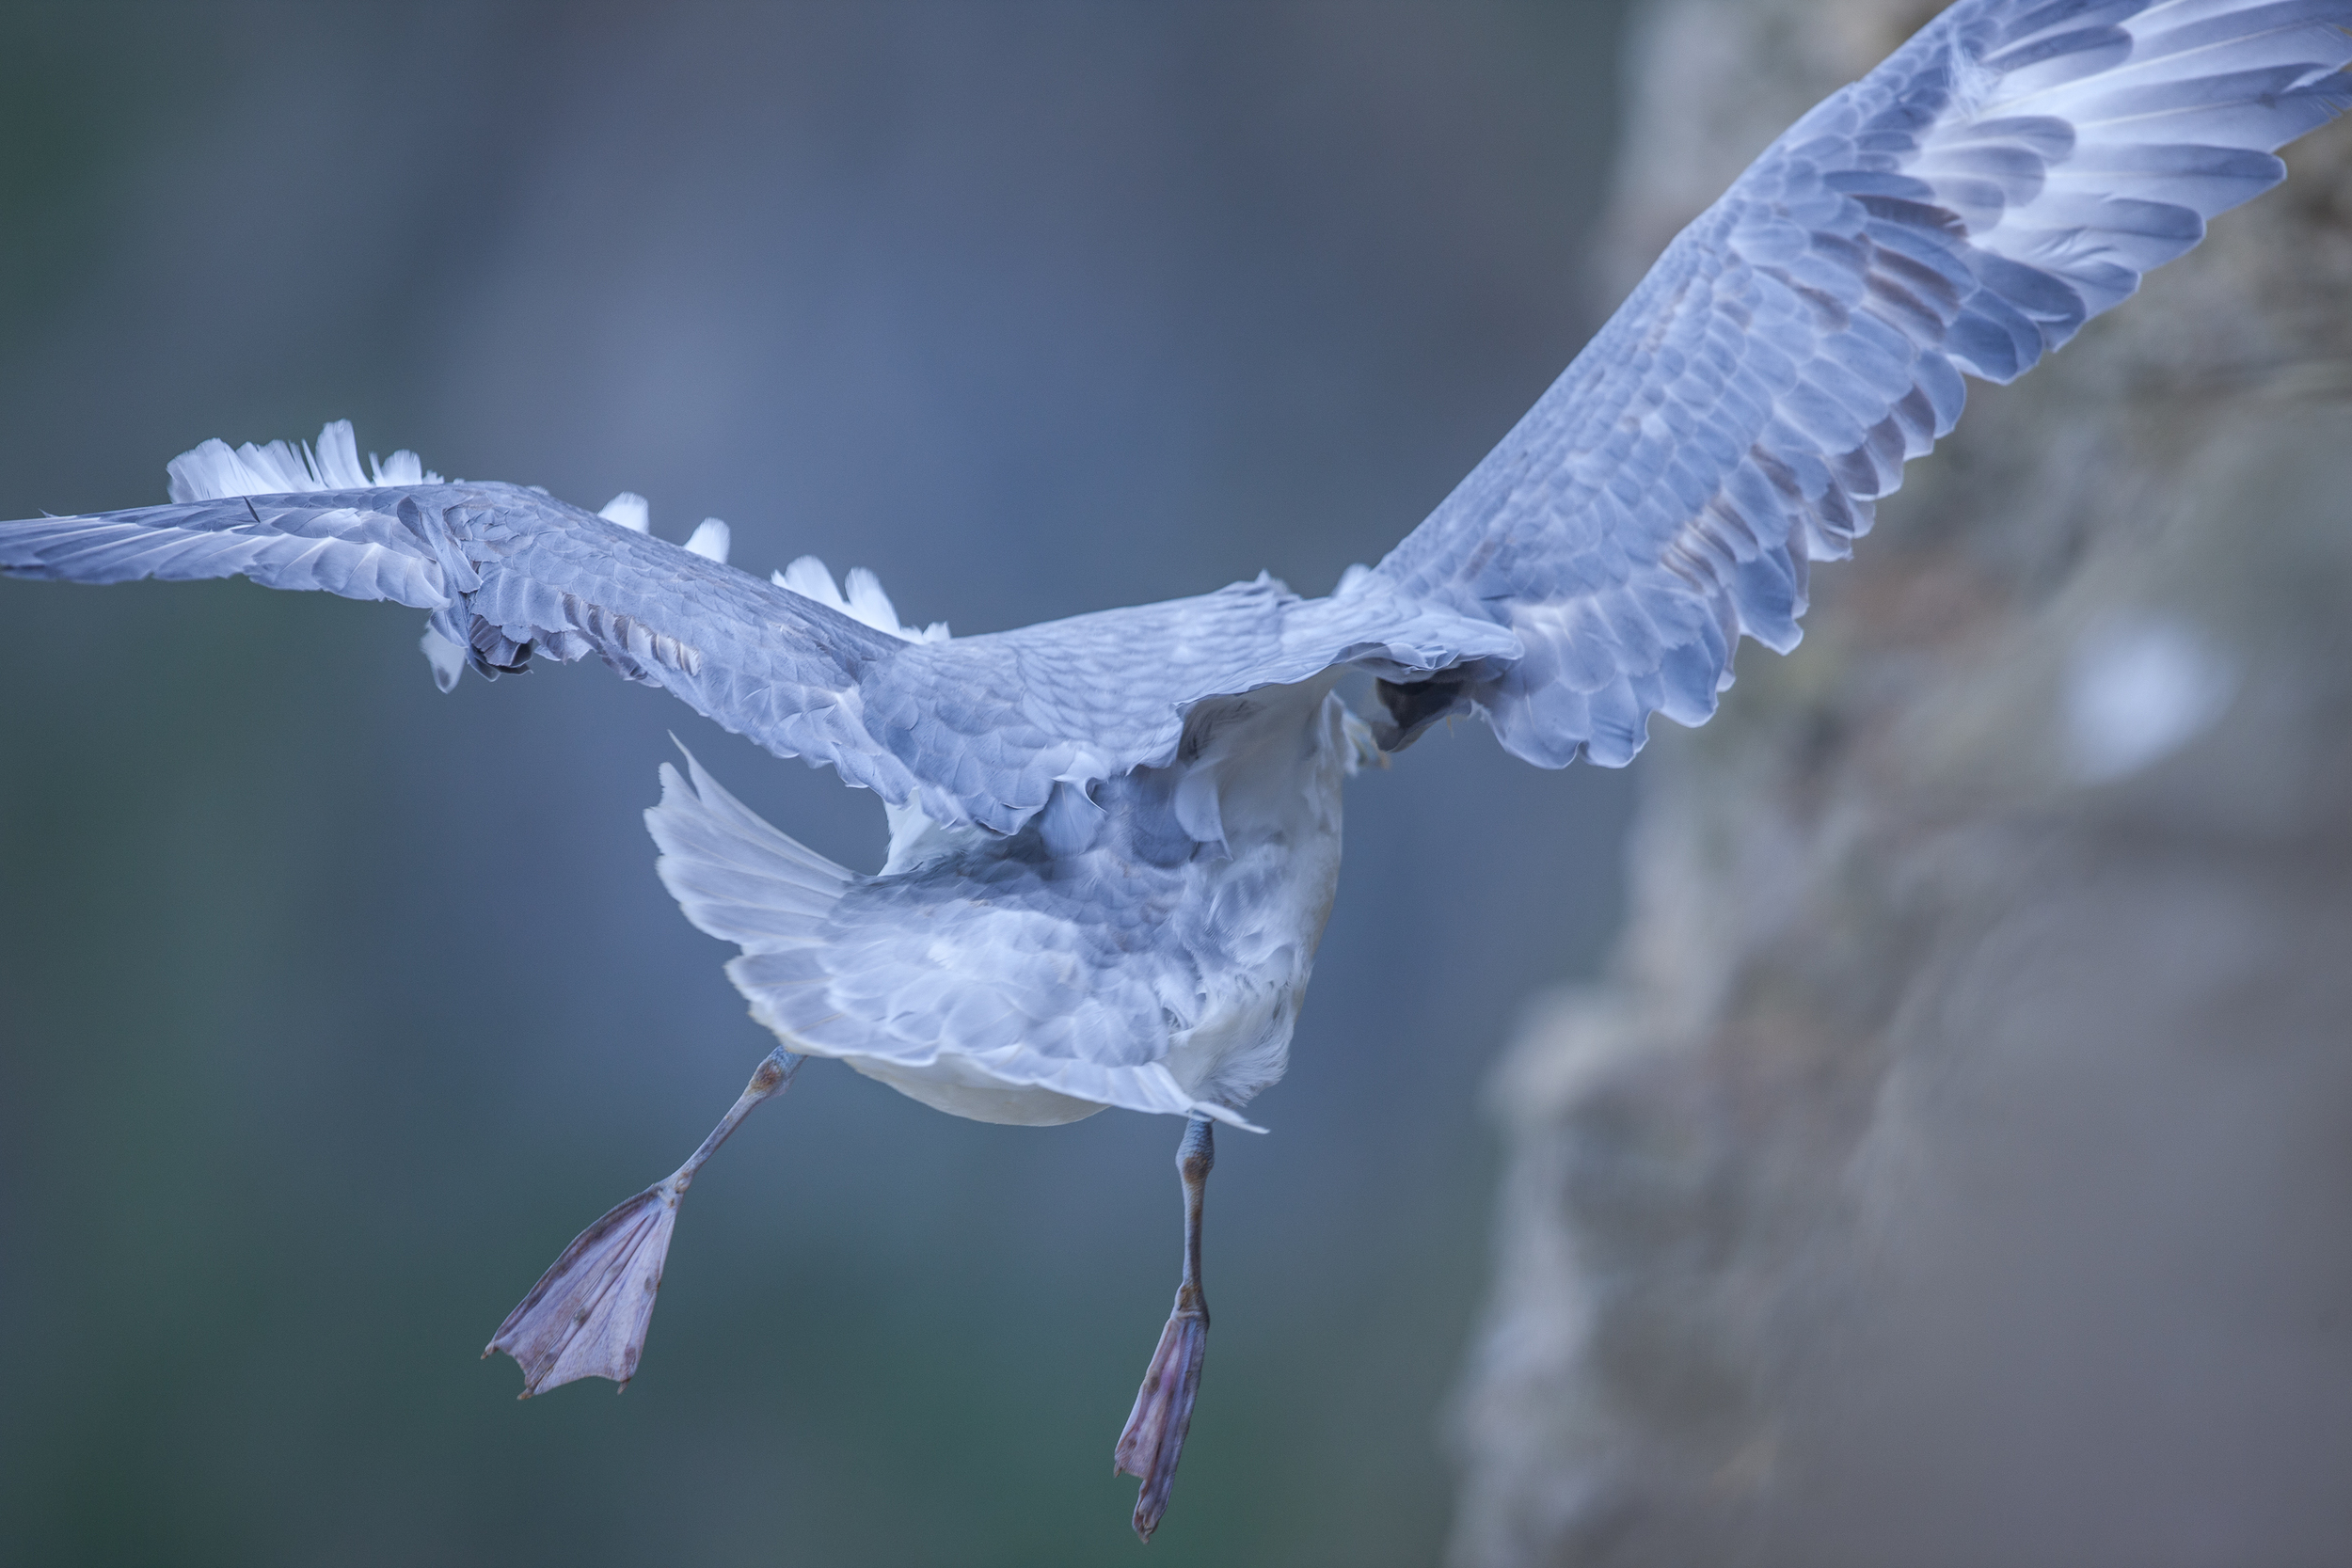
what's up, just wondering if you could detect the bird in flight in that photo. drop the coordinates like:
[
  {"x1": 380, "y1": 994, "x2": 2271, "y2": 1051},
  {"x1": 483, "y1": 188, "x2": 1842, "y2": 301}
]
[{"x1": 6, "y1": 0, "x2": 2347, "y2": 1541}]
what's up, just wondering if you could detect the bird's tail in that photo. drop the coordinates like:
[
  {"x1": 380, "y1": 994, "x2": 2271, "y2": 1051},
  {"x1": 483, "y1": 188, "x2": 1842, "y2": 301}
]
[{"x1": 645, "y1": 740, "x2": 855, "y2": 953}]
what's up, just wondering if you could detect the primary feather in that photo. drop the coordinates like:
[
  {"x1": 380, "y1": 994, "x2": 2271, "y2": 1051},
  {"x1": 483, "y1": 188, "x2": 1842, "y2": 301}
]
[{"x1": 1373, "y1": 0, "x2": 2352, "y2": 768}]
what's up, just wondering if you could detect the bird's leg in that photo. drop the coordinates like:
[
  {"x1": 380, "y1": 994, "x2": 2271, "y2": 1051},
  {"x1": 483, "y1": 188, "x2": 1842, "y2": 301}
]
[
  {"x1": 1115, "y1": 1116, "x2": 1215, "y2": 1542},
  {"x1": 484, "y1": 1047, "x2": 803, "y2": 1397}
]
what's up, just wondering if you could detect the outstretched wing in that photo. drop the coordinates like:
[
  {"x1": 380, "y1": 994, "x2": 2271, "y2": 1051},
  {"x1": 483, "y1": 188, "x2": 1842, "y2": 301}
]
[
  {"x1": 0, "y1": 424, "x2": 1518, "y2": 834},
  {"x1": 1371, "y1": 0, "x2": 2352, "y2": 768},
  {"x1": 0, "y1": 425, "x2": 922, "y2": 801},
  {"x1": 11, "y1": 0, "x2": 2345, "y2": 830}
]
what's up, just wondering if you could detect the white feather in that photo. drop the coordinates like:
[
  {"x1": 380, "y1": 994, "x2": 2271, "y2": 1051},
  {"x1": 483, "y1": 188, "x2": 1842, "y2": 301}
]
[
  {"x1": 599, "y1": 493, "x2": 651, "y2": 533},
  {"x1": 166, "y1": 420, "x2": 441, "y2": 503},
  {"x1": 772, "y1": 554, "x2": 950, "y2": 643}
]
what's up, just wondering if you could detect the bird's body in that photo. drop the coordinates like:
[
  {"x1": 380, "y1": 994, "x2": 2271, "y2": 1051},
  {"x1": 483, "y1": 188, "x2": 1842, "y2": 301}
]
[
  {"x1": 7, "y1": 0, "x2": 2350, "y2": 1540},
  {"x1": 671, "y1": 673, "x2": 1369, "y2": 1128}
]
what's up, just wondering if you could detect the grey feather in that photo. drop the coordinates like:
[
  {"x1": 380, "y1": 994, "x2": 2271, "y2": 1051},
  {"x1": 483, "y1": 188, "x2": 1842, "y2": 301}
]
[
  {"x1": 1371, "y1": 0, "x2": 2352, "y2": 768},
  {"x1": 0, "y1": 471, "x2": 920, "y2": 800},
  {"x1": 0, "y1": 474, "x2": 1511, "y2": 834},
  {"x1": 649, "y1": 739, "x2": 1280, "y2": 1125}
]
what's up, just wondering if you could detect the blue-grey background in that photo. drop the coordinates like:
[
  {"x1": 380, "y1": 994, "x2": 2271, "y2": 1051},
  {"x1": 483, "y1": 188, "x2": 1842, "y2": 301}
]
[{"x1": 0, "y1": 4, "x2": 1635, "y2": 1563}]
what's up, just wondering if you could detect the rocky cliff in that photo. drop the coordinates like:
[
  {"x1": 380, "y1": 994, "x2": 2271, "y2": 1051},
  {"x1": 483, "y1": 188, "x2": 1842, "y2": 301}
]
[{"x1": 1450, "y1": 4, "x2": 2352, "y2": 1563}]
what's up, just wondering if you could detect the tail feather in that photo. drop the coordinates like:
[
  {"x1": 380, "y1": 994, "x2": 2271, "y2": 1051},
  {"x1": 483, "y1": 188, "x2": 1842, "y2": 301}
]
[{"x1": 645, "y1": 742, "x2": 854, "y2": 954}]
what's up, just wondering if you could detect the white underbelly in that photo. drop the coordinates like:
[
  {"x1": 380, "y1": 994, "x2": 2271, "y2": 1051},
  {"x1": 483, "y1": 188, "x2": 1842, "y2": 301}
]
[
  {"x1": 844, "y1": 1055, "x2": 1108, "y2": 1125},
  {"x1": 1153, "y1": 689, "x2": 1354, "y2": 1110}
]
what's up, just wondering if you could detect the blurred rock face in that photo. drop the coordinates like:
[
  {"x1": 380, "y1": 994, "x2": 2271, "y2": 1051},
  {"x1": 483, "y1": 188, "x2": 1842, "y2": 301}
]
[{"x1": 1449, "y1": 2, "x2": 2352, "y2": 1564}]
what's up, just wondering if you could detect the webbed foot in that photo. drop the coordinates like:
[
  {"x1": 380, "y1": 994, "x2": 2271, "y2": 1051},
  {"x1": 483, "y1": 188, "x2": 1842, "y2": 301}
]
[
  {"x1": 485, "y1": 1180, "x2": 679, "y2": 1394},
  {"x1": 1115, "y1": 1291, "x2": 1209, "y2": 1541},
  {"x1": 484, "y1": 1048, "x2": 801, "y2": 1396},
  {"x1": 1114, "y1": 1115, "x2": 1216, "y2": 1541}
]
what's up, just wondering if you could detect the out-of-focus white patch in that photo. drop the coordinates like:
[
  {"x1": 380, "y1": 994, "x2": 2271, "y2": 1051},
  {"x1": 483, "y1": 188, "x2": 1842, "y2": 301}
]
[
  {"x1": 599, "y1": 493, "x2": 650, "y2": 532},
  {"x1": 684, "y1": 517, "x2": 731, "y2": 564},
  {"x1": 420, "y1": 625, "x2": 467, "y2": 693},
  {"x1": 773, "y1": 554, "x2": 951, "y2": 643},
  {"x1": 2064, "y1": 617, "x2": 2237, "y2": 784},
  {"x1": 167, "y1": 420, "x2": 442, "y2": 503}
]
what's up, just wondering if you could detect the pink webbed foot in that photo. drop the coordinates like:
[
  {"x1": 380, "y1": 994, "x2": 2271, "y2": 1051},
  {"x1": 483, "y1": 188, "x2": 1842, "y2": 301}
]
[
  {"x1": 484, "y1": 1049, "x2": 801, "y2": 1397},
  {"x1": 1114, "y1": 1115, "x2": 1216, "y2": 1541},
  {"x1": 485, "y1": 1180, "x2": 681, "y2": 1395},
  {"x1": 1115, "y1": 1291, "x2": 1209, "y2": 1541}
]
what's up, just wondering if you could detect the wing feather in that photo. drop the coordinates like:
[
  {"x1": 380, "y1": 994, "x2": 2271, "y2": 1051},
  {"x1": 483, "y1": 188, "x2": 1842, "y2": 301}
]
[
  {"x1": 8, "y1": 0, "x2": 2343, "y2": 824},
  {"x1": 0, "y1": 462, "x2": 921, "y2": 802},
  {"x1": 1, "y1": 432, "x2": 1509, "y2": 835},
  {"x1": 1370, "y1": 0, "x2": 2352, "y2": 768}
]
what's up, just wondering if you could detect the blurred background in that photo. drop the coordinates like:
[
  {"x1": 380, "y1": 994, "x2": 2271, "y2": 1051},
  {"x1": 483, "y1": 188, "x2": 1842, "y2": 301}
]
[
  {"x1": 0, "y1": 4, "x2": 1638, "y2": 1564},
  {"x1": 13, "y1": 5, "x2": 2352, "y2": 1567}
]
